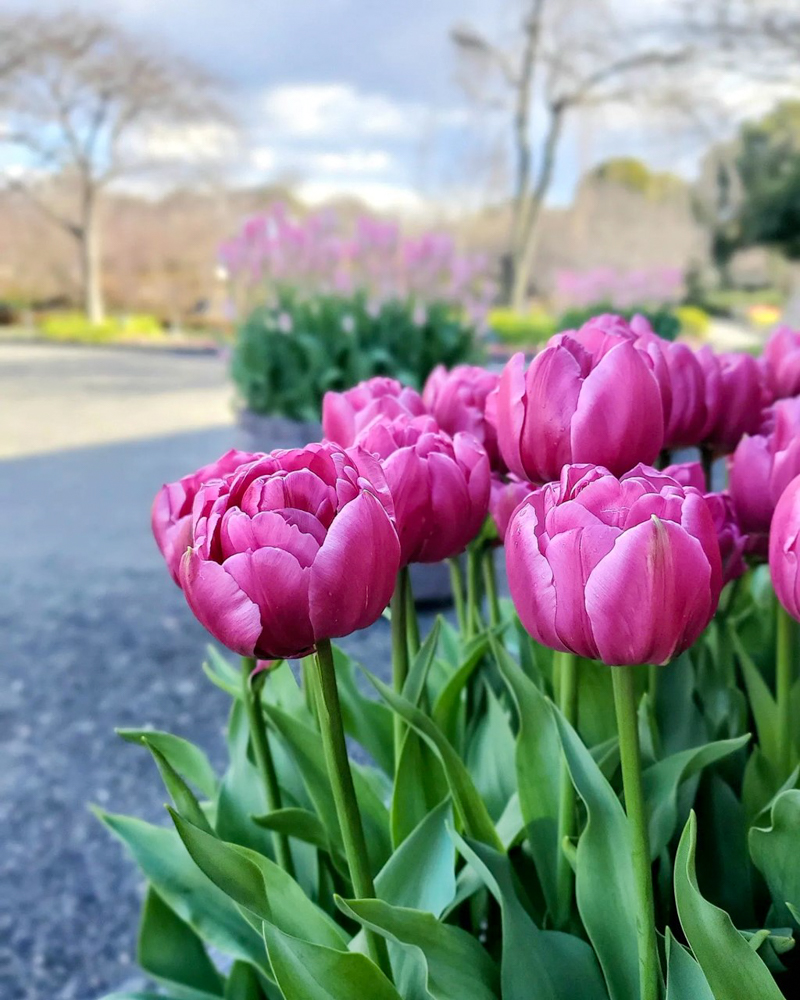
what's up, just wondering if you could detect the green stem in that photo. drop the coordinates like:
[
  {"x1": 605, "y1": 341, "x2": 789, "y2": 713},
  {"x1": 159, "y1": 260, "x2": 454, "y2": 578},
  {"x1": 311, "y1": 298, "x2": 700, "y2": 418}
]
[
  {"x1": 313, "y1": 640, "x2": 392, "y2": 978},
  {"x1": 391, "y1": 570, "x2": 409, "y2": 767},
  {"x1": 240, "y1": 658, "x2": 294, "y2": 877},
  {"x1": 482, "y1": 546, "x2": 501, "y2": 629},
  {"x1": 405, "y1": 569, "x2": 421, "y2": 659},
  {"x1": 448, "y1": 556, "x2": 467, "y2": 632},
  {"x1": 776, "y1": 600, "x2": 795, "y2": 778},
  {"x1": 301, "y1": 655, "x2": 318, "y2": 723},
  {"x1": 647, "y1": 664, "x2": 658, "y2": 706},
  {"x1": 555, "y1": 651, "x2": 578, "y2": 929},
  {"x1": 466, "y1": 545, "x2": 482, "y2": 640},
  {"x1": 612, "y1": 667, "x2": 660, "y2": 1000}
]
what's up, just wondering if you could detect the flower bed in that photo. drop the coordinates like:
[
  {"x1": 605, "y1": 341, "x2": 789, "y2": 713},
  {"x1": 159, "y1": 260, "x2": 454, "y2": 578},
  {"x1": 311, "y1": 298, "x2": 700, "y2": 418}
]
[{"x1": 98, "y1": 314, "x2": 800, "y2": 1000}]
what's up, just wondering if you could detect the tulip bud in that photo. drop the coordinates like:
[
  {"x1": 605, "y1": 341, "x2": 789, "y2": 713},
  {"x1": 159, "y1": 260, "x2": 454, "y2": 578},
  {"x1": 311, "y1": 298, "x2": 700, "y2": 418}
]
[
  {"x1": 322, "y1": 377, "x2": 426, "y2": 447},
  {"x1": 762, "y1": 325, "x2": 800, "y2": 401},
  {"x1": 506, "y1": 463, "x2": 722, "y2": 665},
  {"x1": 769, "y1": 474, "x2": 800, "y2": 621},
  {"x1": 493, "y1": 331, "x2": 664, "y2": 483},
  {"x1": 178, "y1": 443, "x2": 401, "y2": 659},
  {"x1": 696, "y1": 347, "x2": 766, "y2": 454},
  {"x1": 356, "y1": 415, "x2": 490, "y2": 565},
  {"x1": 423, "y1": 364, "x2": 503, "y2": 470},
  {"x1": 152, "y1": 449, "x2": 259, "y2": 584}
]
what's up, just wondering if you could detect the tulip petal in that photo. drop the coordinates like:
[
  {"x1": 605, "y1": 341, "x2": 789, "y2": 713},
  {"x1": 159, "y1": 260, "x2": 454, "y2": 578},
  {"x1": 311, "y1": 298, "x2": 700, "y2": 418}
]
[
  {"x1": 521, "y1": 344, "x2": 584, "y2": 481},
  {"x1": 585, "y1": 516, "x2": 714, "y2": 666},
  {"x1": 494, "y1": 353, "x2": 528, "y2": 479},
  {"x1": 180, "y1": 549, "x2": 264, "y2": 656},
  {"x1": 309, "y1": 491, "x2": 400, "y2": 640},
  {"x1": 506, "y1": 502, "x2": 565, "y2": 652}
]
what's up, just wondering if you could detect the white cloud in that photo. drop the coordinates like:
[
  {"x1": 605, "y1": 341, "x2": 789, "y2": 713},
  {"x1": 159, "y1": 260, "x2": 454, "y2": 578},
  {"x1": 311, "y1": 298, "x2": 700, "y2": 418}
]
[
  {"x1": 132, "y1": 121, "x2": 238, "y2": 162},
  {"x1": 297, "y1": 178, "x2": 426, "y2": 213}
]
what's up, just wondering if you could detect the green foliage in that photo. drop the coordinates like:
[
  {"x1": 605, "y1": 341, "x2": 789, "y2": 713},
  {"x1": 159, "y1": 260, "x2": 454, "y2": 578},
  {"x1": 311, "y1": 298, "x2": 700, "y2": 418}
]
[
  {"x1": 100, "y1": 571, "x2": 796, "y2": 999},
  {"x1": 556, "y1": 304, "x2": 681, "y2": 341},
  {"x1": 590, "y1": 157, "x2": 685, "y2": 199},
  {"x1": 231, "y1": 292, "x2": 480, "y2": 420}
]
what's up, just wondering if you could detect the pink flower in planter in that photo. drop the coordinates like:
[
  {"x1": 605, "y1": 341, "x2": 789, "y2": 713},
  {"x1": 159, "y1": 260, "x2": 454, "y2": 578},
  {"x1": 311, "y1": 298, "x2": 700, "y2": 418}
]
[
  {"x1": 506, "y1": 463, "x2": 722, "y2": 665},
  {"x1": 493, "y1": 332, "x2": 664, "y2": 483},
  {"x1": 423, "y1": 364, "x2": 503, "y2": 470},
  {"x1": 762, "y1": 325, "x2": 800, "y2": 401},
  {"x1": 153, "y1": 449, "x2": 259, "y2": 584},
  {"x1": 770, "y1": 474, "x2": 800, "y2": 621},
  {"x1": 322, "y1": 377, "x2": 426, "y2": 447},
  {"x1": 356, "y1": 415, "x2": 490, "y2": 565},
  {"x1": 178, "y1": 443, "x2": 400, "y2": 660}
]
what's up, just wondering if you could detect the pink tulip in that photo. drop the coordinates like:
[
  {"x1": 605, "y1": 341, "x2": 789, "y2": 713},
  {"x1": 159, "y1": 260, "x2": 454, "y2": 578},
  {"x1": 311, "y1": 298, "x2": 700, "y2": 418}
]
[
  {"x1": 664, "y1": 462, "x2": 746, "y2": 583},
  {"x1": 356, "y1": 415, "x2": 490, "y2": 565},
  {"x1": 506, "y1": 463, "x2": 722, "y2": 665},
  {"x1": 322, "y1": 377, "x2": 426, "y2": 447},
  {"x1": 660, "y1": 342, "x2": 708, "y2": 448},
  {"x1": 489, "y1": 473, "x2": 534, "y2": 542},
  {"x1": 178, "y1": 443, "x2": 401, "y2": 659},
  {"x1": 153, "y1": 449, "x2": 258, "y2": 584},
  {"x1": 769, "y1": 474, "x2": 800, "y2": 621},
  {"x1": 762, "y1": 325, "x2": 800, "y2": 401},
  {"x1": 729, "y1": 397, "x2": 800, "y2": 551},
  {"x1": 493, "y1": 333, "x2": 664, "y2": 483},
  {"x1": 696, "y1": 347, "x2": 766, "y2": 453},
  {"x1": 423, "y1": 364, "x2": 502, "y2": 469}
]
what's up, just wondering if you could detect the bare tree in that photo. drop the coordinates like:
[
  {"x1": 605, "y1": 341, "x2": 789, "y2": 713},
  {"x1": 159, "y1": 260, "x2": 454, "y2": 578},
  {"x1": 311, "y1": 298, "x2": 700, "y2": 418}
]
[
  {"x1": 452, "y1": 1, "x2": 693, "y2": 310},
  {"x1": 0, "y1": 11, "x2": 232, "y2": 323}
]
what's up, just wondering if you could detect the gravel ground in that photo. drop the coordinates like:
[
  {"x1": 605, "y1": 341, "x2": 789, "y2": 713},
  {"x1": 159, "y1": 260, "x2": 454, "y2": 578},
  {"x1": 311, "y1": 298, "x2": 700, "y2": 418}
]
[{"x1": 0, "y1": 346, "x2": 403, "y2": 1000}]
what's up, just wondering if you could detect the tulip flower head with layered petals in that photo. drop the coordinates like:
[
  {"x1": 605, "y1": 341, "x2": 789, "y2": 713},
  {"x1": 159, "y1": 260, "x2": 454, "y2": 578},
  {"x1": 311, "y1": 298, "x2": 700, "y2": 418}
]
[
  {"x1": 177, "y1": 443, "x2": 401, "y2": 660},
  {"x1": 355, "y1": 414, "x2": 490, "y2": 565},
  {"x1": 696, "y1": 347, "x2": 766, "y2": 454},
  {"x1": 769, "y1": 474, "x2": 800, "y2": 622},
  {"x1": 762, "y1": 325, "x2": 800, "y2": 401},
  {"x1": 423, "y1": 363, "x2": 502, "y2": 470},
  {"x1": 506, "y1": 463, "x2": 722, "y2": 665},
  {"x1": 322, "y1": 376, "x2": 426, "y2": 447}
]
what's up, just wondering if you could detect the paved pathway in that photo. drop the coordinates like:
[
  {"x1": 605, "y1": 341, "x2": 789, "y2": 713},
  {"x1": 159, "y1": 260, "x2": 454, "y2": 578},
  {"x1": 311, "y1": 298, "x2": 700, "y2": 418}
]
[{"x1": 0, "y1": 345, "x2": 396, "y2": 1000}]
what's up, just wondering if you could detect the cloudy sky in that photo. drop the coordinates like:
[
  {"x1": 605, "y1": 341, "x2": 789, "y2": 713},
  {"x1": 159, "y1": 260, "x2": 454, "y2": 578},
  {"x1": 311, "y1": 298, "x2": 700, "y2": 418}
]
[{"x1": 0, "y1": 0, "x2": 788, "y2": 212}]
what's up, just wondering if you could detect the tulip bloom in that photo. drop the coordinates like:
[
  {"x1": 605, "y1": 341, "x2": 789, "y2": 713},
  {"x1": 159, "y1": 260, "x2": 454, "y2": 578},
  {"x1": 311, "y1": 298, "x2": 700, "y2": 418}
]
[
  {"x1": 729, "y1": 397, "x2": 800, "y2": 551},
  {"x1": 489, "y1": 473, "x2": 533, "y2": 542},
  {"x1": 178, "y1": 443, "x2": 400, "y2": 659},
  {"x1": 506, "y1": 463, "x2": 722, "y2": 665},
  {"x1": 770, "y1": 474, "x2": 800, "y2": 621},
  {"x1": 356, "y1": 415, "x2": 490, "y2": 565},
  {"x1": 762, "y1": 325, "x2": 800, "y2": 401},
  {"x1": 696, "y1": 347, "x2": 765, "y2": 453},
  {"x1": 153, "y1": 449, "x2": 258, "y2": 584},
  {"x1": 322, "y1": 377, "x2": 425, "y2": 447},
  {"x1": 493, "y1": 333, "x2": 664, "y2": 483},
  {"x1": 423, "y1": 364, "x2": 502, "y2": 469}
]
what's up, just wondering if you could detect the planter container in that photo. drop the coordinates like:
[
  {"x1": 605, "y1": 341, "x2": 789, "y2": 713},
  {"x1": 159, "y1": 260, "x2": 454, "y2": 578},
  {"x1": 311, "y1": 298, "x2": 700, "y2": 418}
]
[{"x1": 236, "y1": 408, "x2": 452, "y2": 608}]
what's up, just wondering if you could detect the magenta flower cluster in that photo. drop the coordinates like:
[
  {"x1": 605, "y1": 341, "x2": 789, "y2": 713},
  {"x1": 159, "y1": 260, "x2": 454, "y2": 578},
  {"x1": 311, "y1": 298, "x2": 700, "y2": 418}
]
[{"x1": 153, "y1": 314, "x2": 800, "y2": 666}]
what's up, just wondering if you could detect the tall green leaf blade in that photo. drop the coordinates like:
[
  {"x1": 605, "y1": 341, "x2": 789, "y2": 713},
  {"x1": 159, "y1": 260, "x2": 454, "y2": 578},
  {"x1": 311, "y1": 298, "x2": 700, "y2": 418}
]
[
  {"x1": 493, "y1": 640, "x2": 561, "y2": 917},
  {"x1": 332, "y1": 646, "x2": 394, "y2": 776},
  {"x1": 116, "y1": 728, "x2": 218, "y2": 799},
  {"x1": 664, "y1": 929, "x2": 714, "y2": 1000},
  {"x1": 674, "y1": 812, "x2": 784, "y2": 999},
  {"x1": 749, "y1": 789, "x2": 800, "y2": 928},
  {"x1": 391, "y1": 730, "x2": 448, "y2": 847},
  {"x1": 224, "y1": 961, "x2": 266, "y2": 1000},
  {"x1": 452, "y1": 833, "x2": 607, "y2": 1000},
  {"x1": 262, "y1": 923, "x2": 403, "y2": 1000},
  {"x1": 729, "y1": 625, "x2": 779, "y2": 764},
  {"x1": 551, "y1": 709, "x2": 638, "y2": 1000},
  {"x1": 138, "y1": 887, "x2": 224, "y2": 1000},
  {"x1": 465, "y1": 684, "x2": 516, "y2": 822}
]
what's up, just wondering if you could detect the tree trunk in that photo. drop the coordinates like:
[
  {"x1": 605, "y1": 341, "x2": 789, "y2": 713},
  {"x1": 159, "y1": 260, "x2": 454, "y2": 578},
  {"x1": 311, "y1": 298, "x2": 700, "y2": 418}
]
[
  {"x1": 80, "y1": 192, "x2": 104, "y2": 325},
  {"x1": 510, "y1": 200, "x2": 544, "y2": 312}
]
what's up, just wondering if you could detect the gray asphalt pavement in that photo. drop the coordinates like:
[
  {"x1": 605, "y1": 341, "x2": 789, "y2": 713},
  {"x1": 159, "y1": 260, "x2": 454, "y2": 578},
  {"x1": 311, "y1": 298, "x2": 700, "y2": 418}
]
[{"x1": 0, "y1": 345, "x2": 398, "y2": 1000}]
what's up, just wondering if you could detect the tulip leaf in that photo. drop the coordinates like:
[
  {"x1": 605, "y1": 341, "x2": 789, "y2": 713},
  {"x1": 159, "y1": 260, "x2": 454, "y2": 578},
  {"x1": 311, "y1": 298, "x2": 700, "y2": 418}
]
[
  {"x1": 492, "y1": 638, "x2": 561, "y2": 917},
  {"x1": 451, "y1": 832, "x2": 607, "y2": 1000},
  {"x1": 203, "y1": 645, "x2": 244, "y2": 698},
  {"x1": 251, "y1": 807, "x2": 338, "y2": 861},
  {"x1": 465, "y1": 683, "x2": 516, "y2": 822},
  {"x1": 664, "y1": 928, "x2": 714, "y2": 1000},
  {"x1": 224, "y1": 962, "x2": 265, "y2": 1000},
  {"x1": 642, "y1": 734, "x2": 750, "y2": 859},
  {"x1": 749, "y1": 789, "x2": 800, "y2": 929},
  {"x1": 336, "y1": 896, "x2": 499, "y2": 1000},
  {"x1": 729, "y1": 625, "x2": 779, "y2": 765},
  {"x1": 575, "y1": 657, "x2": 616, "y2": 748},
  {"x1": 138, "y1": 886, "x2": 224, "y2": 1000},
  {"x1": 551, "y1": 708, "x2": 638, "y2": 1000},
  {"x1": 674, "y1": 812, "x2": 784, "y2": 999},
  {"x1": 402, "y1": 617, "x2": 442, "y2": 704},
  {"x1": 655, "y1": 653, "x2": 707, "y2": 756},
  {"x1": 432, "y1": 635, "x2": 491, "y2": 747},
  {"x1": 331, "y1": 646, "x2": 394, "y2": 776},
  {"x1": 99, "y1": 994, "x2": 181, "y2": 1000},
  {"x1": 169, "y1": 809, "x2": 347, "y2": 950},
  {"x1": 364, "y1": 670, "x2": 502, "y2": 850},
  {"x1": 140, "y1": 738, "x2": 215, "y2": 834},
  {"x1": 742, "y1": 747, "x2": 783, "y2": 825},
  {"x1": 116, "y1": 728, "x2": 218, "y2": 800},
  {"x1": 495, "y1": 791, "x2": 525, "y2": 849},
  {"x1": 95, "y1": 809, "x2": 268, "y2": 971},
  {"x1": 263, "y1": 701, "x2": 391, "y2": 869},
  {"x1": 262, "y1": 922, "x2": 403, "y2": 1000},
  {"x1": 391, "y1": 728, "x2": 448, "y2": 847}
]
